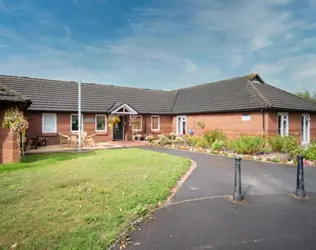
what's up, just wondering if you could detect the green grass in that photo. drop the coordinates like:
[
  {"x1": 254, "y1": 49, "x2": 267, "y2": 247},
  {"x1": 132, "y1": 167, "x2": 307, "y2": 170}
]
[{"x1": 0, "y1": 149, "x2": 190, "y2": 250}]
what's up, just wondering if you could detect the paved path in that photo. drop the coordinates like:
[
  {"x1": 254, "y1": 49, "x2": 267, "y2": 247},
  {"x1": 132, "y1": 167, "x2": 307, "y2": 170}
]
[{"x1": 121, "y1": 147, "x2": 316, "y2": 250}]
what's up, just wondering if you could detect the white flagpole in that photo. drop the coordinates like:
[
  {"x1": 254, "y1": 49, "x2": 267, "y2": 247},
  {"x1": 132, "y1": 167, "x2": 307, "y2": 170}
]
[{"x1": 78, "y1": 62, "x2": 82, "y2": 152}]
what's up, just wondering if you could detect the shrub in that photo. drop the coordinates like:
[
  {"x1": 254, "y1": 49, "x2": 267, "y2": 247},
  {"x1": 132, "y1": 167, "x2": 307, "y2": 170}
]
[
  {"x1": 211, "y1": 140, "x2": 224, "y2": 151},
  {"x1": 196, "y1": 137, "x2": 209, "y2": 148},
  {"x1": 157, "y1": 134, "x2": 172, "y2": 146},
  {"x1": 173, "y1": 137, "x2": 185, "y2": 145},
  {"x1": 281, "y1": 136, "x2": 299, "y2": 154},
  {"x1": 304, "y1": 143, "x2": 316, "y2": 161},
  {"x1": 231, "y1": 135, "x2": 266, "y2": 155},
  {"x1": 203, "y1": 130, "x2": 226, "y2": 146},
  {"x1": 182, "y1": 135, "x2": 200, "y2": 146},
  {"x1": 269, "y1": 136, "x2": 299, "y2": 153},
  {"x1": 269, "y1": 136, "x2": 284, "y2": 152}
]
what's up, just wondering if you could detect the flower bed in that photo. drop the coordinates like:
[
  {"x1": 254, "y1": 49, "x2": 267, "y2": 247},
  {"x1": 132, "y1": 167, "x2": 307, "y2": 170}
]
[{"x1": 151, "y1": 132, "x2": 316, "y2": 167}]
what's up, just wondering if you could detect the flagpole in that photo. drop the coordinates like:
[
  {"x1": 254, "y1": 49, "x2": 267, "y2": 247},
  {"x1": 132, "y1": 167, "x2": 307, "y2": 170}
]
[{"x1": 78, "y1": 62, "x2": 82, "y2": 152}]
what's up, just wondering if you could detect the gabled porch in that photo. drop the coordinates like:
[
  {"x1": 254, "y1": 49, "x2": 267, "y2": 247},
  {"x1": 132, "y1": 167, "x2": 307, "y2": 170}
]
[{"x1": 108, "y1": 102, "x2": 139, "y2": 141}]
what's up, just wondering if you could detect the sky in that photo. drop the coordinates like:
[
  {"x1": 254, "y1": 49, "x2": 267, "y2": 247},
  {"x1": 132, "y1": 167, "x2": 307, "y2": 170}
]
[{"x1": 0, "y1": 0, "x2": 316, "y2": 92}]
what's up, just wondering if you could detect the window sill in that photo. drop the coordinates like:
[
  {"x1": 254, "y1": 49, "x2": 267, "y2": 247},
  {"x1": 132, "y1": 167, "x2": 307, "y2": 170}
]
[{"x1": 151, "y1": 130, "x2": 160, "y2": 134}]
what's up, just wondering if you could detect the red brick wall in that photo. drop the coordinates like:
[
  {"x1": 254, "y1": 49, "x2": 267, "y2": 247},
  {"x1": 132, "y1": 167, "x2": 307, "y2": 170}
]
[
  {"x1": 172, "y1": 112, "x2": 265, "y2": 138},
  {"x1": 0, "y1": 105, "x2": 21, "y2": 164},
  {"x1": 24, "y1": 111, "x2": 316, "y2": 145},
  {"x1": 169, "y1": 111, "x2": 316, "y2": 143},
  {"x1": 130, "y1": 115, "x2": 173, "y2": 138},
  {"x1": 266, "y1": 112, "x2": 316, "y2": 143},
  {"x1": 25, "y1": 111, "x2": 111, "y2": 145}
]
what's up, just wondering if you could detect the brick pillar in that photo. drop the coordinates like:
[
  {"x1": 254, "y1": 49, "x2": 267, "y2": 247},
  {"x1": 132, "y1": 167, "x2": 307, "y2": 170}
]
[{"x1": 0, "y1": 130, "x2": 20, "y2": 164}]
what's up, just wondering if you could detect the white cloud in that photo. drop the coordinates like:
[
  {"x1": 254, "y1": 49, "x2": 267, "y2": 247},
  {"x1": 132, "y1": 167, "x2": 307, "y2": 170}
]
[{"x1": 0, "y1": 0, "x2": 316, "y2": 92}]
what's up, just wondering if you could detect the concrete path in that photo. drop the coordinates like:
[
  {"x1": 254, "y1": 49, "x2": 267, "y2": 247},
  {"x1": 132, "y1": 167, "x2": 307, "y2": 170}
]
[{"x1": 121, "y1": 147, "x2": 316, "y2": 250}]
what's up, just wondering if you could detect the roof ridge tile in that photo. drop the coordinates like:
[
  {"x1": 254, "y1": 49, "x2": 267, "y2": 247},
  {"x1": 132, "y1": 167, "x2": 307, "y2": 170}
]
[{"x1": 247, "y1": 80, "x2": 272, "y2": 108}]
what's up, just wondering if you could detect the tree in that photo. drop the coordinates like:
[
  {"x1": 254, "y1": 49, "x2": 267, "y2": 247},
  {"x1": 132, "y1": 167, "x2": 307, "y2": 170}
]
[{"x1": 296, "y1": 90, "x2": 316, "y2": 103}]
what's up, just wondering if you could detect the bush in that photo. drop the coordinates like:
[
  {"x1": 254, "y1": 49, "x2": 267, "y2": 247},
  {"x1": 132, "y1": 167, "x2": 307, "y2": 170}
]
[
  {"x1": 158, "y1": 134, "x2": 172, "y2": 146},
  {"x1": 173, "y1": 137, "x2": 185, "y2": 145},
  {"x1": 269, "y1": 136, "x2": 299, "y2": 153},
  {"x1": 196, "y1": 137, "x2": 209, "y2": 148},
  {"x1": 203, "y1": 130, "x2": 226, "y2": 146},
  {"x1": 304, "y1": 143, "x2": 316, "y2": 160},
  {"x1": 269, "y1": 136, "x2": 284, "y2": 152},
  {"x1": 281, "y1": 136, "x2": 298, "y2": 154},
  {"x1": 163, "y1": 133, "x2": 176, "y2": 140},
  {"x1": 182, "y1": 135, "x2": 200, "y2": 146},
  {"x1": 211, "y1": 140, "x2": 224, "y2": 151},
  {"x1": 231, "y1": 135, "x2": 266, "y2": 155}
]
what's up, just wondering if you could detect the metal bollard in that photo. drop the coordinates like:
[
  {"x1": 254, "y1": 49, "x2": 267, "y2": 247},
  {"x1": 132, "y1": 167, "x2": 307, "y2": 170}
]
[
  {"x1": 233, "y1": 156, "x2": 243, "y2": 201},
  {"x1": 296, "y1": 154, "x2": 306, "y2": 199}
]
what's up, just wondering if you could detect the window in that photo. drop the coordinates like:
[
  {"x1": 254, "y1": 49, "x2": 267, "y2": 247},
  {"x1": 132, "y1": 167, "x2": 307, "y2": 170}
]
[
  {"x1": 176, "y1": 116, "x2": 187, "y2": 136},
  {"x1": 242, "y1": 114, "x2": 251, "y2": 121},
  {"x1": 42, "y1": 113, "x2": 57, "y2": 133},
  {"x1": 301, "y1": 114, "x2": 310, "y2": 144},
  {"x1": 132, "y1": 115, "x2": 142, "y2": 131},
  {"x1": 95, "y1": 115, "x2": 107, "y2": 132},
  {"x1": 278, "y1": 113, "x2": 289, "y2": 137},
  {"x1": 71, "y1": 114, "x2": 83, "y2": 132},
  {"x1": 151, "y1": 116, "x2": 160, "y2": 131}
]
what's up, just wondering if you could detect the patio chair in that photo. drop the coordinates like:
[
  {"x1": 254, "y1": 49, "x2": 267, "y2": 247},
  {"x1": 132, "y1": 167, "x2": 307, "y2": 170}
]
[
  {"x1": 69, "y1": 134, "x2": 78, "y2": 148},
  {"x1": 59, "y1": 132, "x2": 70, "y2": 147},
  {"x1": 80, "y1": 131, "x2": 88, "y2": 147},
  {"x1": 86, "y1": 133, "x2": 96, "y2": 147}
]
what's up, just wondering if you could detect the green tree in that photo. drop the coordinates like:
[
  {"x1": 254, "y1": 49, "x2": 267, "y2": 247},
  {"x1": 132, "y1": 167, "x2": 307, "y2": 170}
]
[{"x1": 296, "y1": 90, "x2": 316, "y2": 103}]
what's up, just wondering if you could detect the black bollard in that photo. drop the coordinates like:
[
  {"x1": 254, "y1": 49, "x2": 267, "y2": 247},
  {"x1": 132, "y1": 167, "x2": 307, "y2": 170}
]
[
  {"x1": 233, "y1": 156, "x2": 243, "y2": 201},
  {"x1": 296, "y1": 154, "x2": 306, "y2": 199}
]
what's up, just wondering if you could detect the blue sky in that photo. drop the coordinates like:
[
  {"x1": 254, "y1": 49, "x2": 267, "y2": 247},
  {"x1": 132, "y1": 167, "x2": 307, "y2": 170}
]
[{"x1": 0, "y1": 0, "x2": 316, "y2": 92}]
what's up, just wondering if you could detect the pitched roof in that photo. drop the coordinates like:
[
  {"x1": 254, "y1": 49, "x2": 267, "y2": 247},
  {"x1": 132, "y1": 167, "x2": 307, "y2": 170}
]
[
  {"x1": 1, "y1": 73, "x2": 316, "y2": 114},
  {"x1": 0, "y1": 80, "x2": 29, "y2": 103},
  {"x1": 172, "y1": 74, "x2": 316, "y2": 113},
  {"x1": 0, "y1": 75, "x2": 176, "y2": 114}
]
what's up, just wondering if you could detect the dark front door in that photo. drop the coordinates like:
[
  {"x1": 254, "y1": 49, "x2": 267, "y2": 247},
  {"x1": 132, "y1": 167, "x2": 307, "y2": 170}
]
[{"x1": 113, "y1": 116, "x2": 124, "y2": 140}]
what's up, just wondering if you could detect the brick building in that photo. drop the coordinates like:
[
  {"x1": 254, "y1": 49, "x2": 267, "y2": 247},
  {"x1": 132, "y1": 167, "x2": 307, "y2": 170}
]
[{"x1": 1, "y1": 73, "x2": 316, "y2": 157}]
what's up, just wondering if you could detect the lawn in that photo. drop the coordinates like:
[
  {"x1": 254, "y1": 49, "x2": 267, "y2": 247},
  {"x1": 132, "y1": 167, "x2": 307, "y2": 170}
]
[{"x1": 0, "y1": 148, "x2": 190, "y2": 250}]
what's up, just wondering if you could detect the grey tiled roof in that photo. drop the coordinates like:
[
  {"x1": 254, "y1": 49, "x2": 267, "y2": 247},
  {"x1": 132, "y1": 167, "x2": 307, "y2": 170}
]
[
  {"x1": 0, "y1": 75, "x2": 176, "y2": 114},
  {"x1": 172, "y1": 75, "x2": 268, "y2": 114},
  {"x1": 0, "y1": 81, "x2": 29, "y2": 103},
  {"x1": 1, "y1": 74, "x2": 316, "y2": 114}
]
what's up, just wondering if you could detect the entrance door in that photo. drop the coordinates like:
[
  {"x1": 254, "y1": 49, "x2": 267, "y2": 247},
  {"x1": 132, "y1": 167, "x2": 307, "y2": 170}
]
[
  {"x1": 301, "y1": 114, "x2": 310, "y2": 144},
  {"x1": 113, "y1": 116, "x2": 124, "y2": 140},
  {"x1": 176, "y1": 116, "x2": 187, "y2": 136}
]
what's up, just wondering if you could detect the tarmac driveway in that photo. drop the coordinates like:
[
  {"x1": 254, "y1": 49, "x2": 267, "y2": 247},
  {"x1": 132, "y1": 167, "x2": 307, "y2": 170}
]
[
  {"x1": 118, "y1": 147, "x2": 316, "y2": 250},
  {"x1": 149, "y1": 147, "x2": 316, "y2": 202}
]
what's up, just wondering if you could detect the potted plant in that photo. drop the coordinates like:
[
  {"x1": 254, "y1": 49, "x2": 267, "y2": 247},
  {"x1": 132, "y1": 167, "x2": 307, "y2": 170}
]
[{"x1": 108, "y1": 115, "x2": 121, "y2": 128}]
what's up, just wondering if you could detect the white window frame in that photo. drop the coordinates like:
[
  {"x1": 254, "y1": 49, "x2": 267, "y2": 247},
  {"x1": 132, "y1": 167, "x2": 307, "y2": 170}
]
[
  {"x1": 132, "y1": 115, "x2": 142, "y2": 132},
  {"x1": 176, "y1": 116, "x2": 187, "y2": 136},
  {"x1": 301, "y1": 113, "x2": 310, "y2": 144},
  {"x1": 151, "y1": 115, "x2": 160, "y2": 131},
  {"x1": 242, "y1": 114, "x2": 251, "y2": 121},
  {"x1": 70, "y1": 113, "x2": 84, "y2": 133},
  {"x1": 95, "y1": 114, "x2": 107, "y2": 132},
  {"x1": 42, "y1": 113, "x2": 57, "y2": 133},
  {"x1": 278, "y1": 112, "x2": 289, "y2": 137}
]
